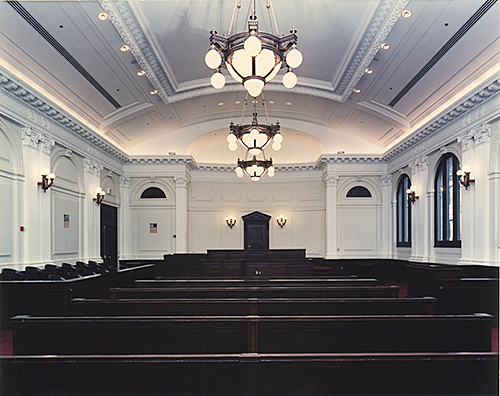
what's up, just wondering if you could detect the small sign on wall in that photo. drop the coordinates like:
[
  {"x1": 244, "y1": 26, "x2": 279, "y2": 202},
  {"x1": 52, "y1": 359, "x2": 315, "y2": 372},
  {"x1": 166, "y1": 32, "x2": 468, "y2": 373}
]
[
  {"x1": 63, "y1": 214, "x2": 70, "y2": 228},
  {"x1": 150, "y1": 223, "x2": 157, "y2": 233}
]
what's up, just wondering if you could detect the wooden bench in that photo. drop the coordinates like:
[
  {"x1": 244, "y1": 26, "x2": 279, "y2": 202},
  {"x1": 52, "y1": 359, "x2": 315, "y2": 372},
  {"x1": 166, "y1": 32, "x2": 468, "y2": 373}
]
[
  {"x1": 1, "y1": 352, "x2": 497, "y2": 395},
  {"x1": 134, "y1": 277, "x2": 378, "y2": 288},
  {"x1": 11, "y1": 313, "x2": 492, "y2": 355},
  {"x1": 109, "y1": 285, "x2": 401, "y2": 299},
  {"x1": 70, "y1": 296, "x2": 437, "y2": 316},
  {"x1": 0, "y1": 264, "x2": 156, "y2": 330}
]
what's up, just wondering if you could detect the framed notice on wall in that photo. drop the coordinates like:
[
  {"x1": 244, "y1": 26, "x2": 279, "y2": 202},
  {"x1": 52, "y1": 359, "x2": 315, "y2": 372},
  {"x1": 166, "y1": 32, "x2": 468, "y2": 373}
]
[
  {"x1": 63, "y1": 214, "x2": 70, "y2": 228},
  {"x1": 150, "y1": 223, "x2": 157, "y2": 233}
]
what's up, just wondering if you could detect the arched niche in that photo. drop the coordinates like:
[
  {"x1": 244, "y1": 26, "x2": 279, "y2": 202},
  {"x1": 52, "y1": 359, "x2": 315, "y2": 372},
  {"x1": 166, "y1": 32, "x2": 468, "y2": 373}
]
[{"x1": 101, "y1": 171, "x2": 120, "y2": 206}]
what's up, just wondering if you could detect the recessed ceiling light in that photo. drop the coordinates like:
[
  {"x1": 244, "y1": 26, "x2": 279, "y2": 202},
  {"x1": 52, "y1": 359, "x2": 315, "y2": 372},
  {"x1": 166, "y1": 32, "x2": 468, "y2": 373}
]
[
  {"x1": 235, "y1": 100, "x2": 241, "y2": 105},
  {"x1": 137, "y1": 70, "x2": 145, "y2": 76},
  {"x1": 269, "y1": 100, "x2": 275, "y2": 104},
  {"x1": 380, "y1": 43, "x2": 390, "y2": 50},
  {"x1": 401, "y1": 10, "x2": 412, "y2": 18},
  {"x1": 218, "y1": 102, "x2": 224, "y2": 106},
  {"x1": 120, "y1": 45, "x2": 130, "y2": 52},
  {"x1": 98, "y1": 12, "x2": 108, "y2": 21},
  {"x1": 286, "y1": 102, "x2": 292, "y2": 106},
  {"x1": 150, "y1": 90, "x2": 158, "y2": 95},
  {"x1": 365, "y1": 68, "x2": 373, "y2": 74},
  {"x1": 353, "y1": 88, "x2": 360, "y2": 93}
]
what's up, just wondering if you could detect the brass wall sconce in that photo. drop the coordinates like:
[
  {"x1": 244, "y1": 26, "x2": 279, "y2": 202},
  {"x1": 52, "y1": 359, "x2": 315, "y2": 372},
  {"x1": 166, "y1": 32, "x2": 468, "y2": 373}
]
[
  {"x1": 406, "y1": 185, "x2": 418, "y2": 203},
  {"x1": 457, "y1": 165, "x2": 473, "y2": 189},
  {"x1": 226, "y1": 215, "x2": 237, "y2": 229},
  {"x1": 94, "y1": 187, "x2": 106, "y2": 205},
  {"x1": 276, "y1": 215, "x2": 287, "y2": 228},
  {"x1": 39, "y1": 168, "x2": 55, "y2": 192}
]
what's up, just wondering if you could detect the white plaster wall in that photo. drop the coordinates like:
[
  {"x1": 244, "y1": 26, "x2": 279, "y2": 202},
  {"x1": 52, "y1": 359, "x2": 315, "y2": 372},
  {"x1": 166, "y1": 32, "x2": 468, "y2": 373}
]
[
  {"x1": 129, "y1": 178, "x2": 175, "y2": 259},
  {"x1": 187, "y1": 180, "x2": 325, "y2": 257},
  {"x1": 337, "y1": 177, "x2": 382, "y2": 258}
]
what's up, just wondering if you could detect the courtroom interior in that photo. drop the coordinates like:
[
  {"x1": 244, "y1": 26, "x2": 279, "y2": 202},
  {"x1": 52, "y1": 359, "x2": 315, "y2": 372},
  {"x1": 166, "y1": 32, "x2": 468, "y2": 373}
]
[{"x1": 0, "y1": 0, "x2": 499, "y2": 394}]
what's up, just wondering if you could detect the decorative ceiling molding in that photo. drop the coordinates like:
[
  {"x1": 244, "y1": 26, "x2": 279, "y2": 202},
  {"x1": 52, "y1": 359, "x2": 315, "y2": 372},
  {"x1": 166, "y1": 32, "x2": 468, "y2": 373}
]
[
  {"x1": 99, "y1": 0, "x2": 174, "y2": 102},
  {"x1": 382, "y1": 77, "x2": 500, "y2": 162},
  {"x1": 316, "y1": 155, "x2": 384, "y2": 170},
  {"x1": 335, "y1": 0, "x2": 410, "y2": 101},
  {"x1": 127, "y1": 156, "x2": 197, "y2": 170},
  {"x1": 0, "y1": 72, "x2": 129, "y2": 163}
]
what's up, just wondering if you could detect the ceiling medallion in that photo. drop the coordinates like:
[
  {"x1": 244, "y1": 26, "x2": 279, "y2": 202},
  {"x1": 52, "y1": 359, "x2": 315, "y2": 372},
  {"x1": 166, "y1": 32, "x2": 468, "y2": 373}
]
[{"x1": 205, "y1": 0, "x2": 303, "y2": 98}]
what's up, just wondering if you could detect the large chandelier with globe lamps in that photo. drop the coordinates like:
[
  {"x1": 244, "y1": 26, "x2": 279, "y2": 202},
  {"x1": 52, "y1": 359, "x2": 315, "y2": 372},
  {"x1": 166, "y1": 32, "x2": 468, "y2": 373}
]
[{"x1": 205, "y1": 0, "x2": 303, "y2": 98}]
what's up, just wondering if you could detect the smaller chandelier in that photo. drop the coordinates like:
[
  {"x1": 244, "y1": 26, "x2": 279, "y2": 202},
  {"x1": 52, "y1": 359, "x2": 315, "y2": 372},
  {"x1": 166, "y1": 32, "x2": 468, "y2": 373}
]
[
  {"x1": 228, "y1": 112, "x2": 282, "y2": 156},
  {"x1": 205, "y1": 0, "x2": 303, "y2": 97},
  {"x1": 235, "y1": 151, "x2": 275, "y2": 181}
]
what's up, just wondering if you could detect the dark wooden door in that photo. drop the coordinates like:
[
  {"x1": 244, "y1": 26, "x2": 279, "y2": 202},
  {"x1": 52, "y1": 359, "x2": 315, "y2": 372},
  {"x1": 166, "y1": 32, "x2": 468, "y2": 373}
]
[
  {"x1": 242, "y1": 211, "x2": 271, "y2": 249},
  {"x1": 100, "y1": 203, "x2": 118, "y2": 267}
]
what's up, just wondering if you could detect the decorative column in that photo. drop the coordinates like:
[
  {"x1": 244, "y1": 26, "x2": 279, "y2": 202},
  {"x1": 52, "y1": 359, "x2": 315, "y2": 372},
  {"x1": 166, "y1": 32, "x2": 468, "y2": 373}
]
[
  {"x1": 119, "y1": 176, "x2": 132, "y2": 262},
  {"x1": 21, "y1": 127, "x2": 55, "y2": 266},
  {"x1": 457, "y1": 123, "x2": 493, "y2": 265},
  {"x1": 83, "y1": 158, "x2": 103, "y2": 263},
  {"x1": 323, "y1": 173, "x2": 339, "y2": 259},
  {"x1": 174, "y1": 176, "x2": 189, "y2": 253},
  {"x1": 409, "y1": 156, "x2": 429, "y2": 262},
  {"x1": 380, "y1": 174, "x2": 393, "y2": 259}
]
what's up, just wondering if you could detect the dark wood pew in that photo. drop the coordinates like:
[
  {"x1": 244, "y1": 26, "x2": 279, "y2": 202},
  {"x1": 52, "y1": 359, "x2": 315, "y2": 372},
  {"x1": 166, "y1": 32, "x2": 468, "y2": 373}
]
[
  {"x1": 1, "y1": 352, "x2": 498, "y2": 396},
  {"x1": 134, "y1": 277, "x2": 378, "y2": 288},
  {"x1": 70, "y1": 296, "x2": 437, "y2": 316},
  {"x1": 109, "y1": 285, "x2": 401, "y2": 299},
  {"x1": 0, "y1": 264, "x2": 156, "y2": 330},
  {"x1": 206, "y1": 249, "x2": 306, "y2": 261},
  {"x1": 11, "y1": 313, "x2": 493, "y2": 355},
  {"x1": 437, "y1": 278, "x2": 499, "y2": 319}
]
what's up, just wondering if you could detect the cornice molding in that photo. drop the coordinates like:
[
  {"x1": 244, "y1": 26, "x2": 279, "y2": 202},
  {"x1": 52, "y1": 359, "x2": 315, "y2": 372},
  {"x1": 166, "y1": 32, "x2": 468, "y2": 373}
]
[
  {"x1": 0, "y1": 72, "x2": 129, "y2": 163},
  {"x1": 127, "y1": 156, "x2": 197, "y2": 170},
  {"x1": 316, "y1": 155, "x2": 384, "y2": 169},
  {"x1": 335, "y1": 0, "x2": 410, "y2": 101},
  {"x1": 99, "y1": 0, "x2": 174, "y2": 102},
  {"x1": 383, "y1": 78, "x2": 500, "y2": 162}
]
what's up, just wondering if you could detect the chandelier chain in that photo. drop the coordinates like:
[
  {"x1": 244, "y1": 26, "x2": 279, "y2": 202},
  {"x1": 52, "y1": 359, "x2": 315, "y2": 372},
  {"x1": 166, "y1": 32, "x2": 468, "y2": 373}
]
[
  {"x1": 240, "y1": 93, "x2": 249, "y2": 125},
  {"x1": 267, "y1": 0, "x2": 279, "y2": 35},
  {"x1": 261, "y1": 92, "x2": 271, "y2": 125}
]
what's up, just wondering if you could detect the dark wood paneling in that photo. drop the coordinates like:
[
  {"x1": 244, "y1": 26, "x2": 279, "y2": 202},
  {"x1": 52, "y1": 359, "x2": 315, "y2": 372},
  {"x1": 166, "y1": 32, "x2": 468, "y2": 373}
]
[
  {"x1": 109, "y1": 285, "x2": 400, "y2": 299},
  {"x1": 2, "y1": 353, "x2": 497, "y2": 396},
  {"x1": 70, "y1": 297, "x2": 437, "y2": 317},
  {"x1": 11, "y1": 313, "x2": 492, "y2": 355}
]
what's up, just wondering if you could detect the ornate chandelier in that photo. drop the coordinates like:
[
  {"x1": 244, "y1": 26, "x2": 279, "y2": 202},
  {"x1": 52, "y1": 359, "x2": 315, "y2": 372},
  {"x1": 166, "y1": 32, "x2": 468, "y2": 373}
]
[
  {"x1": 231, "y1": 95, "x2": 280, "y2": 181},
  {"x1": 205, "y1": 0, "x2": 303, "y2": 97}
]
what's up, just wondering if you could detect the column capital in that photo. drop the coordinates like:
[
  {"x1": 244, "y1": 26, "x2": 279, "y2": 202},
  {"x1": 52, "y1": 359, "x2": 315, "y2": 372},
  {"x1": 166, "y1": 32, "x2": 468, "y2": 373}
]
[
  {"x1": 322, "y1": 174, "x2": 339, "y2": 187},
  {"x1": 174, "y1": 176, "x2": 190, "y2": 188},
  {"x1": 381, "y1": 174, "x2": 392, "y2": 186},
  {"x1": 83, "y1": 158, "x2": 103, "y2": 175},
  {"x1": 410, "y1": 156, "x2": 428, "y2": 175},
  {"x1": 457, "y1": 123, "x2": 491, "y2": 149},
  {"x1": 22, "y1": 127, "x2": 55, "y2": 153},
  {"x1": 119, "y1": 176, "x2": 131, "y2": 189}
]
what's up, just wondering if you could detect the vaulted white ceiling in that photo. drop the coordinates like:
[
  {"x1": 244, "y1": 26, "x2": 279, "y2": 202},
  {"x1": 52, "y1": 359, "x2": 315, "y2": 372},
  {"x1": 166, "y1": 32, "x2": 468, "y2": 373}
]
[{"x1": 1, "y1": 0, "x2": 499, "y2": 165}]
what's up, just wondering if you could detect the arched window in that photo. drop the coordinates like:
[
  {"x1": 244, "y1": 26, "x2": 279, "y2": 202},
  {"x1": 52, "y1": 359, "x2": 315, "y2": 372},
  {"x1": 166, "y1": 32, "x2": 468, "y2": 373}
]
[
  {"x1": 396, "y1": 175, "x2": 411, "y2": 247},
  {"x1": 435, "y1": 153, "x2": 461, "y2": 247},
  {"x1": 346, "y1": 186, "x2": 372, "y2": 198},
  {"x1": 140, "y1": 187, "x2": 166, "y2": 199}
]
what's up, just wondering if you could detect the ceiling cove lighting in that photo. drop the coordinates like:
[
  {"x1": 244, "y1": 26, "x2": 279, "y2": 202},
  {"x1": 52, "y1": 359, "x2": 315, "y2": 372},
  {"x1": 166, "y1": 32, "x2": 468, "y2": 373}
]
[{"x1": 205, "y1": 0, "x2": 303, "y2": 98}]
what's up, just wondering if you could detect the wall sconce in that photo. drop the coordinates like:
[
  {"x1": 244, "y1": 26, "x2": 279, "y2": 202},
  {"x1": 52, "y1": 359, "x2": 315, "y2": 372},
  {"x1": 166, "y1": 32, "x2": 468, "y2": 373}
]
[
  {"x1": 457, "y1": 165, "x2": 473, "y2": 189},
  {"x1": 226, "y1": 215, "x2": 237, "y2": 229},
  {"x1": 406, "y1": 185, "x2": 418, "y2": 203},
  {"x1": 276, "y1": 215, "x2": 287, "y2": 228},
  {"x1": 38, "y1": 168, "x2": 55, "y2": 192},
  {"x1": 94, "y1": 187, "x2": 106, "y2": 205}
]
